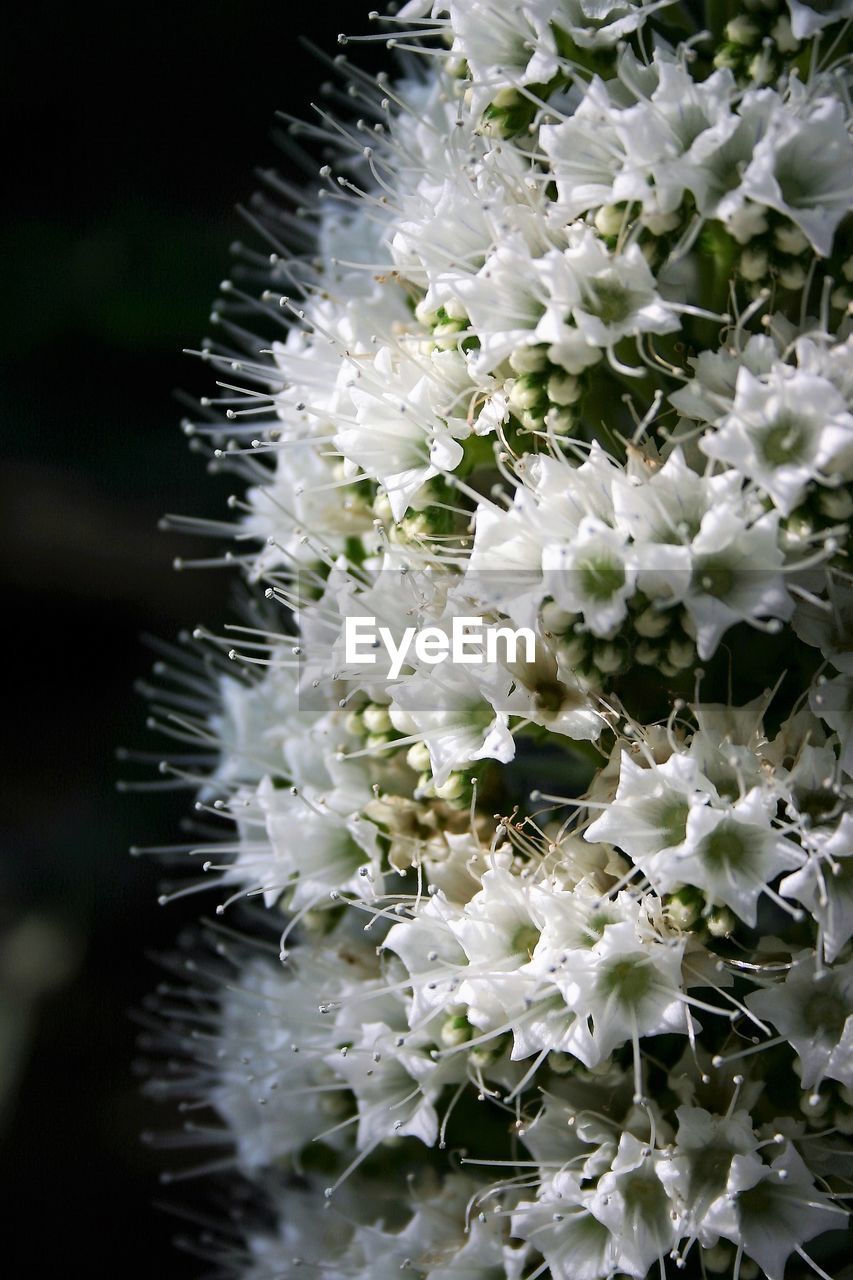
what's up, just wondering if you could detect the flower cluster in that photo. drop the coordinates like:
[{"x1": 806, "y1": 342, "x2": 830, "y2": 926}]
[{"x1": 142, "y1": 2, "x2": 853, "y2": 1277}]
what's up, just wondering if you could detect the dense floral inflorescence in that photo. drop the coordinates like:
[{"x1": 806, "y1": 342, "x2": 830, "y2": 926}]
[{"x1": 142, "y1": 2, "x2": 853, "y2": 1276}]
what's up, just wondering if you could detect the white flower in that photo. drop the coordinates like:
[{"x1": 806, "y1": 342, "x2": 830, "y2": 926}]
[
  {"x1": 543, "y1": 515, "x2": 636, "y2": 636},
  {"x1": 589, "y1": 1134, "x2": 679, "y2": 1277},
  {"x1": 612, "y1": 447, "x2": 711, "y2": 547},
  {"x1": 811, "y1": 671, "x2": 853, "y2": 776},
  {"x1": 338, "y1": 346, "x2": 465, "y2": 521},
  {"x1": 329, "y1": 1019, "x2": 462, "y2": 1149},
  {"x1": 684, "y1": 504, "x2": 793, "y2": 660},
  {"x1": 210, "y1": 959, "x2": 345, "y2": 1170},
  {"x1": 558, "y1": 0, "x2": 675, "y2": 48},
  {"x1": 390, "y1": 662, "x2": 516, "y2": 786},
  {"x1": 454, "y1": 235, "x2": 548, "y2": 375},
  {"x1": 781, "y1": 813, "x2": 853, "y2": 962},
  {"x1": 209, "y1": 664, "x2": 300, "y2": 790},
  {"x1": 585, "y1": 749, "x2": 716, "y2": 879},
  {"x1": 556, "y1": 919, "x2": 689, "y2": 1066},
  {"x1": 244, "y1": 443, "x2": 373, "y2": 573},
  {"x1": 670, "y1": 334, "x2": 777, "y2": 425},
  {"x1": 511, "y1": 1172, "x2": 621, "y2": 1280},
  {"x1": 736, "y1": 87, "x2": 853, "y2": 257},
  {"x1": 383, "y1": 892, "x2": 469, "y2": 1026},
  {"x1": 450, "y1": 867, "x2": 548, "y2": 1039},
  {"x1": 467, "y1": 443, "x2": 622, "y2": 629},
  {"x1": 702, "y1": 1142, "x2": 844, "y2": 1280},
  {"x1": 366, "y1": 1173, "x2": 525, "y2": 1280},
  {"x1": 445, "y1": 1, "x2": 561, "y2": 99},
  {"x1": 537, "y1": 229, "x2": 679, "y2": 357},
  {"x1": 659, "y1": 1104, "x2": 762, "y2": 1245},
  {"x1": 255, "y1": 772, "x2": 381, "y2": 910},
  {"x1": 786, "y1": 0, "x2": 853, "y2": 38},
  {"x1": 667, "y1": 788, "x2": 801, "y2": 925},
  {"x1": 701, "y1": 364, "x2": 853, "y2": 515},
  {"x1": 746, "y1": 950, "x2": 853, "y2": 1091},
  {"x1": 146, "y1": 0, "x2": 853, "y2": 1271}
]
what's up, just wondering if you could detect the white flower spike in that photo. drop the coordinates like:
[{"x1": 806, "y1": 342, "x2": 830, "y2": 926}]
[{"x1": 139, "y1": 3, "x2": 853, "y2": 1277}]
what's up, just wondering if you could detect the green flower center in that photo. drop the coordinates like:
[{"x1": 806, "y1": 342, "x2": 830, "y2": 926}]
[
  {"x1": 649, "y1": 795, "x2": 690, "y2": 847},
  {"x1": 599, "y1": 955, "x2": 653, "y2": 1005},
  {"x1": 621, "y1": 1171, "x2": 671, "y2": 1231},
  {"x1": 512, "y1": 924, "x2": 541, "y2": 959},
  {"x1": 775, "y1": 156, "x2": 815, "y2": 210},
  {"x1": 758, "y1": 415, "x2": 808, "y2": 466},
  {"x1": 584, "y1": 276, "x2": 637, "y2": 326},
  {"x1": 578, "y1": 911, "x2": 614, "y2": 947},
  {"x1": 692, "y1": 556, "x2": 735, "y2": 600},
  {"x1": 698, "y1": 820, "x2": 757, "y2": 873},
  {"x1": 579, "y1": 556, "x2": 626, "y2": 601},
  {"x1": 688, "y1": 1142, "x2": 737, "y2": 1206},
  {"x1": 803, "y1": 988, "x2": 848, "y2": 1040}
]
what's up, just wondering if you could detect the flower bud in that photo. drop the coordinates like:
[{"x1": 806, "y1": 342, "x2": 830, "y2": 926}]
[
  {"x1": 344, "y1": 709, "x2": 365, "y2": 738},
  {"x1": 635, "y1": 640, "x2": 662, "y2": 666},
  {"x1": 831, "y1": 285, "x2": 852, "y2": 313},
  {"x1": 634, "y1": 605, "x2": 671, "y2": 638},
  {"x1": 835, "y1": 1108, "x2": 853, "y2": 1135},
  {"x1": 434, "y1": 772, "x2": 466, "y2": 801},
  {"x1": 373, "y1": 492, "x2": 393, "y2": 522},
  {"x1": 594, "y1": 641, "x2": 627, "y2": 675},
  {"x1": 818, "y1": 486, "x2": 853, "y2": 521},
  {"x1": 479, "y1": 88, "x2": 533, "y2": 138},
  {"x1": 773, "y1": 223, "x2": 809, "y2": 255},
  {"x1": 519, "y1": 408, "x2": 545, "y2": 432},
  {"x1": 442, "y1": 297, "x2": 468, "y2": 322},
  {"x1": 441, "y1": 1013, "x2": 472, "y2": 1048},
  {"x1": 703, "y1": 1243, "x2": 733, "y2": 1274},
  {"x1": 414, "y1": 299, "x2": 437, "y2": 327},
  {"x1": 713, "y1": 47, "x2": 741, "y2": 71},
  {"x1": 706, "y1": 906, "x2": 736, "y2": 938},
  {"x1": 560, "y1": 633, "x2": 591, "y2": 669},
  {"x1": 469, "y1": 1040, "x2": 505, "y2": 1069},
  {"x1": 362, "y1": 703, "x2": 392, "y2": 734},
  {"x1": 771, "y1": 15, "x2": 799, "y2": 51},
  {"x1": 507, "y1": 371, "x2": 540, "y2": 414},
  {"x1": 406, "y1": 742, "x2": 432, "y2": 773},
  {"x1": 593, "y1": 204, "x2": 625, "y2": 238},
  {"x1": 509, "y1": 372, "x2": 547, "y2": 414},
  {"x1": 778, "y1": 261, "x2": 807, "y2": 290},
  {"x1": 400, "y1": 512, "x2": 432, "y2": 539},
  {"x1": 642, "y1": 209, "x2": 681, "y2": 236},
  {"x1": 433, "y1": 319, "x2": 466, "y2": 349},
  {"x1": 541, "y1": 600, "x2": 574, "y2": 635},
  {"x1": 725, "y1": 15, "x2": 759, "y2": 43},
  {"x1": 748, "y1": 47, "x2": 776, "y2": 86},
  {"x1": 545, "y1": 406, "x2": 575, "y2": 435},
  {"x1": 667, "y1": 635, "x2": 695, "y2": 671},
  {"x1": 728, "y1": 201, "x2": 768, "y2": 243},
  {"x1": 509, "y1": 344, "x2": 549, "y2": 374},
  {"x1": 739, "y1": 247, "x2": 768, "y2": 282},
  {"x1": 667, "y1": 886, "x2": 705, "y2": 930},
  {"x1": 547, "y1": 370, "x2": 581, "y2": 406}
]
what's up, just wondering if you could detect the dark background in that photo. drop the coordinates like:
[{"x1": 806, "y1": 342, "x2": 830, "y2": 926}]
[{"x1": 1, "y1": 3, "x2": 380, "y2": 1271}]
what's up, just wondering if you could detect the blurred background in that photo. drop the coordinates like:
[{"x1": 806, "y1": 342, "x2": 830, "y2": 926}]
[{"x1": 1, "y1": 2, "x2": 378, "y2": 1270}]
